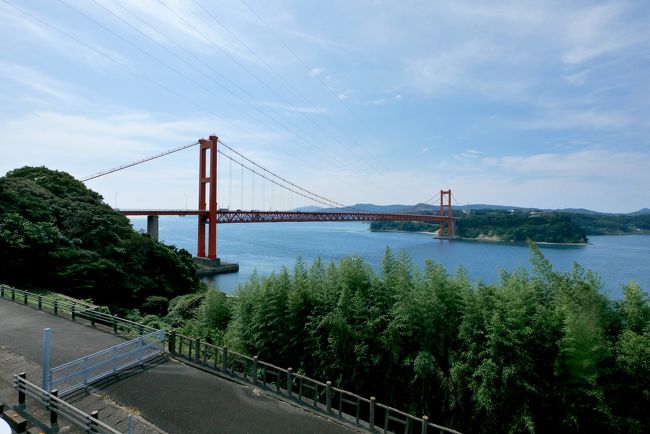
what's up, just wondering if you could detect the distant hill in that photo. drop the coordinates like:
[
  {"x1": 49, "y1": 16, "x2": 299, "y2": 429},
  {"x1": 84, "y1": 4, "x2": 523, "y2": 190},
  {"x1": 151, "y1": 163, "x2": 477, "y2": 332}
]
[
  {"x1": 629, "y1": 208, "x2": 650, "y2": 216},
  {"x1": 312, "y1": 202, "x2": 648, "y2": 217},
  {"x1": 293, "y1": 206, "x2": 323, "y2": 212}
]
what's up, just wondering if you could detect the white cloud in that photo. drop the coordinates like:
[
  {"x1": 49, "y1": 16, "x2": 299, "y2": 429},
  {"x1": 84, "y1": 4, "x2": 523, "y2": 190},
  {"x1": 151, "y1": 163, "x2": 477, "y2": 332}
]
[
  {"x1": 0, "y1": 2, "x2": 133, "y2": 72},
  {"x1": 309, "y1": 67, "x2": 323, "y2": 77},
  {"x1": 512, "y1": 109, "x2": 632, "y2": 131},
  {"x1": 561, "y1": 2, "x2": 642, "y2": 65},
  {"x1": 0, "y1": 62, "x2": 84, "y2": 105}
]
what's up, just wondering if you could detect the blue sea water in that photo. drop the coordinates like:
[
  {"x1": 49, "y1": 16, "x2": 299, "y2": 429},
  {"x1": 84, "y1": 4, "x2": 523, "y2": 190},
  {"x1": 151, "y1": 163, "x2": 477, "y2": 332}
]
[{"x1": 130, "y1": 217, "x2": 650, "y2": 298}]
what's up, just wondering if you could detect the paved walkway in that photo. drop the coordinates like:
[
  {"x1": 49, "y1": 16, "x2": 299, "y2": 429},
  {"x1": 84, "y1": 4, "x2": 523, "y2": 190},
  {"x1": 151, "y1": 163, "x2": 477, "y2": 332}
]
[
  {"x1": 0, "y1": 346, "x2": 162, "y2": 433},
  {"x1": 0, "y1": 299, "x2": 357, "y2": 434}
]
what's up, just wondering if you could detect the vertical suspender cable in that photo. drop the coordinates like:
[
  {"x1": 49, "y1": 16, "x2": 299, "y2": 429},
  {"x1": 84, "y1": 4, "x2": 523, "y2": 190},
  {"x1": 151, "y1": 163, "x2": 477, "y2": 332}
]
[{"x1": 240, "y1": 156, "x2": 244, "y2": 209}]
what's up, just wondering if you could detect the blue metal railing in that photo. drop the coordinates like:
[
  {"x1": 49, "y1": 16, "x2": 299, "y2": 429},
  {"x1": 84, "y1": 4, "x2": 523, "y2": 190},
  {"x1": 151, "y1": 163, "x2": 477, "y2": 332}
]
[{"x1": 49, "y1": 330, "x2": 165, "y2": 395}]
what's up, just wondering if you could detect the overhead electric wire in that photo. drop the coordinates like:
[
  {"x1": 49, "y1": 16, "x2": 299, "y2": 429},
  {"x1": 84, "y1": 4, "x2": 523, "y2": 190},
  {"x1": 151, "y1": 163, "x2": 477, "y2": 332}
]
[
  {"x1": 6, "y1": 1, "x2": 365, "y2": 211},
  {"x1": 94, "y1": 0, "x2": 375, "y2": 181},
  {"x1": 240, "y1": 0, "x2": 391, "y2": 172},
  {"x1": 1, "y1": 0, "x2": 222, "y2": 121},
  {"x1": 156, "y1": 0, "x2": 387, "y2": 179},
  {"x1": 6, "y1": 0, "x2": 414, "y2": 211}
]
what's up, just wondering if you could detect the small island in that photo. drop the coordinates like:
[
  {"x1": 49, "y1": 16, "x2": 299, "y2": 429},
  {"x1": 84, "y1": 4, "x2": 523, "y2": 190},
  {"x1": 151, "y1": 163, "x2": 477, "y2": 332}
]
[{"x1": 371, "y1": 209, "x2": 589, "y2": 244}]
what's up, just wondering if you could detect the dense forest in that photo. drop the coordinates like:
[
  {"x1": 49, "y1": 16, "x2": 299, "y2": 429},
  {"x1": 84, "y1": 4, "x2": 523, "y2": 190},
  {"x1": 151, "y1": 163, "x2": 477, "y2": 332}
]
[
  {"x1": 371, "y1": 208, "x2": 650, "y2": 241},
  {"x1": 3, "y1": 166, "x2": 649, "y2": 432},
  {"x1": 0, "y1": 166, "x2": 200, "y2": 308},
  {"x1": 371, "y1": 209, "x2": 588, "y2": 243},
  {"x1": 132, "y1": 248, "x2": 649, "y2": 433},
  {"x1": 563, "y1": 212, "x2": 650, "y2": 235}
]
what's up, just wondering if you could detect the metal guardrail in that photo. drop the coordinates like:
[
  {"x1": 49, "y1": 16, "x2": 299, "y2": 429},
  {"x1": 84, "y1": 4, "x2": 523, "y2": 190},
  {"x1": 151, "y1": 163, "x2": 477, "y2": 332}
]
[
  {"x1": 168, "y1": 333, "x2": 462, "y2": 433},
  {"x1": 13, "y1": 373, "x2": 121, "y2": 434},
  {"x1": 49, "y1": 330, "x2": 165, "y2": 396},
  {"x1": 1, "y1": 284, "x2": 462, "y2": 433},
  {"x1": 0, "y1": 284, "x2": 158, "y2": 337}
]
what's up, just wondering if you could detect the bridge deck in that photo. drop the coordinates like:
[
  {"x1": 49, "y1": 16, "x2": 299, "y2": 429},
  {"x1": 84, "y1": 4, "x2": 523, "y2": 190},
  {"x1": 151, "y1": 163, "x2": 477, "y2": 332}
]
[{"x1": 118, "y1": 209, "x2": 451, "y2": 223}]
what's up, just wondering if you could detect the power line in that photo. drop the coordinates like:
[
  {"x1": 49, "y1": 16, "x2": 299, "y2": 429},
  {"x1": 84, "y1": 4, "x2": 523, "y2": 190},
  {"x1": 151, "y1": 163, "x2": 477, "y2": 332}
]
[
  {"x1": 240, "y1": 0, "x2": 391, "y2": 172},
  {"x1": 6, "y1": 0, "x2": 427, "y2": 210},
  {"x1": 24, "y1": 0, "x2": 362, "y2": 192},
  {"x1": 156, "y1": 0, "x2": 387, "y2": 179},
  {"x1": 6, "y1": 1, "x2": 367, "y2": 211},
  {"x1": 97, "y1": 0, "x2": 377, "y2": 181},
  {"x1": 2, "y1": 0, "x2": 219, "y2": 118}
]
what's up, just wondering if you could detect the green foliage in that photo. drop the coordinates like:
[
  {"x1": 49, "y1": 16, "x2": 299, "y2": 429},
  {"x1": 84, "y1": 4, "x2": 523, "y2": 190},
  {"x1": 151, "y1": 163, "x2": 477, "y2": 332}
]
[
  {"x1": 0, "y1": 166, "x2": 199, "y2": 308},
  {"x1": 372, "y1": 208, "x2": 650, "y2": 239},
  {"x1": 162, "y1": 248, "x2": 648, "y2": 433},
  {"x1": 371, "y1": 209, "x2": 589, "y2": 243}
]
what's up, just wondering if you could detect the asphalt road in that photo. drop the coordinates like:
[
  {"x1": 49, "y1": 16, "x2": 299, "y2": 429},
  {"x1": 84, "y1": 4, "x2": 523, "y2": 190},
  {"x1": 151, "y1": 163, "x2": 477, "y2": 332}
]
[{"x1": 0, "y1": 299, "x2": 356, "y2": 434}]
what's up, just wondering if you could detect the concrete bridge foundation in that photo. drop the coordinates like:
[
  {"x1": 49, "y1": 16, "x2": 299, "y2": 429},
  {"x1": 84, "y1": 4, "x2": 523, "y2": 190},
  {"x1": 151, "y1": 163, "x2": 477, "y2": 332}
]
[{"x1": 147, "y1": 215, "x2": 159, "y2": 241}]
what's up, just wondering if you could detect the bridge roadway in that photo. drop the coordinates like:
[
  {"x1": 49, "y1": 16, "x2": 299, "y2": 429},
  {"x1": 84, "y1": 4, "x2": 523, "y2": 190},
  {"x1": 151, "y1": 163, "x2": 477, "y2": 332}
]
[
  {"x1": 118, "y1": 209, "x2": 450, "y2": 224},
  {"x1": 0, "y1": 299, "x2": 357, "y2": 434}
]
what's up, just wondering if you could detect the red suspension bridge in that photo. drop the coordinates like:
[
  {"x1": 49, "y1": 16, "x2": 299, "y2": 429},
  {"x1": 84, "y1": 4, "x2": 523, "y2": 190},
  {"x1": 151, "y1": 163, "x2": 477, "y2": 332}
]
[{"x1": 84, "y1": 135, "x2": 455, "y2": 268}]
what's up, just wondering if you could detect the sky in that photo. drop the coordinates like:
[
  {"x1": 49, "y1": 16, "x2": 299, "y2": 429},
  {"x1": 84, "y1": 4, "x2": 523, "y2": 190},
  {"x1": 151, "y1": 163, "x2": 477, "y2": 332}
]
[{"x1": 1, "y1": 0, "x2": 649, "y2": 213}]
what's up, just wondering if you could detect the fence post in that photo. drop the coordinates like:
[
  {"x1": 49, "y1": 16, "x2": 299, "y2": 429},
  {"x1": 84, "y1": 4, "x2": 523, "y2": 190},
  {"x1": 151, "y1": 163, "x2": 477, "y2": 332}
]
[
  {"x1": 421, "y1": 415, "x2": 429, "y2": 434},
  {"x1": 71, "y1": 303, "x2": 76, "y2": 320},
  {"x1": 38, "y1": 295, "x2": 42, "y2": 310},
  {"x1": 112, "y1": 347, "x2": 118, "y2": 373},
  {"x1": 326, "y1": 381, "x2": 332, "y2": 414},
  {"x1": 90, "y1": 410, "x2": 99, "y2": 433},
  {"x1": 43, "y1": 328, "x2": 52, "y2": 391},
  {"x1": 18, "y1": 372, "x2": 26, "y2": 407},
  {"x1": 287, "y1": 367, "x2": 293, "y2": 398},
  {"x1": 139, "y1": 324, "x2": 144, "y2": 336},
  {"x1": 50, "y1": 389, "x2": 59, "y2": 426},
  {"x1": 83, "y1": 356, "x2": 89, "y2": 386},
  {"x1": 11, "y1": 287, "x2": 15, "y2": 301},
  {"x1": 195, "y1": 338, "x2": 201, "y2": 362},
  {"x1": 159, "y1": 329, "x2": 166, "y2": 353},
  {"x1": 169, "y1": 331, "x2": 176, "y2": 354},
  {"x1": 53, "y1": 300, "x2": 58, "y2": 315},
  {"x1": 0, "y1": 285, "x2": 4, "y2": 297},
  {"x1": 222, "y1": 347, "x2": 228, "y2": 372},
  {"x1": 252, "y1": 356, "x2": 258, "y2": 386},
  {"x1": 23, "y1": 291, "x2": 28, "y2": 305},
  {"x1": 369, "y1": 396, "x2": 376, "y2": 432},
  {"x1": 113, "y1": 316, "x2": 118, "y2": 334}
]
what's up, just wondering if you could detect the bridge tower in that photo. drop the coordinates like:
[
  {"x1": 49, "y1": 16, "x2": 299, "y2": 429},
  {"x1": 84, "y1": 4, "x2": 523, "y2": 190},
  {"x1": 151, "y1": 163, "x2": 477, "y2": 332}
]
[
  {"x1": 197, "y1": 135, "x2": 218, "y2": 259},
  {"x1": 439, "y1": 189, "x2": 454, "y2": 237}
]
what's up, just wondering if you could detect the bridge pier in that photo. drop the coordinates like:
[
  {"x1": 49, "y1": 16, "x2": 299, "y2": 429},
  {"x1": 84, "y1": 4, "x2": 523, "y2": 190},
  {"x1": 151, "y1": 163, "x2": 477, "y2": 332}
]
[
  {"x1": 147, "y1": 215, "x2": 159, "y2": 241},
  {"x1": 192, "y1": 257, "x2": 239, "y2": 276}
]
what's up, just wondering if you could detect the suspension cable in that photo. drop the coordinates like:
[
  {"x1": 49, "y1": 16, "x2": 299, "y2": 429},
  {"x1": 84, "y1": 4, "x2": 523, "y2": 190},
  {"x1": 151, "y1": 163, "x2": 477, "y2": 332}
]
[{"x1": 81, "y1": 141, "x2": 198, "y2": 182}]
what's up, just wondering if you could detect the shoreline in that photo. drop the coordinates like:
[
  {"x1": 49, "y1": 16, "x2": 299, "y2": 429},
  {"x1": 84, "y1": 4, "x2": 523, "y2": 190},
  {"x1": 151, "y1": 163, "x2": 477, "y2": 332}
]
[
  {"x1": 370, "y1": 229, "x2": 588, "y2": 246},
  {"x1": 455, "y1": 237, "x2": 589, "y2": 246}
]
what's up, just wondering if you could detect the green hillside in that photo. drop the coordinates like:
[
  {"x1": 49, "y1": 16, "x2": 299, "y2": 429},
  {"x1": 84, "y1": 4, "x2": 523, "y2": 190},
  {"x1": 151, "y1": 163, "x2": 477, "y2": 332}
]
[{"x1": 0, "y1": 166, "x2": 200, "y2": 309}]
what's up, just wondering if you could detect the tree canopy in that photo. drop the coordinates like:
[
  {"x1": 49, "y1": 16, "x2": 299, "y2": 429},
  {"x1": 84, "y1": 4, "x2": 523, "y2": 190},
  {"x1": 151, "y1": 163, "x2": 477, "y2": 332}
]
[
  {"x1": 371, "y1": 209, "x2": 589, "y2": 243},
  {"x1": 0, "y1": 166, "x2": 200, "y2": 308},
  {"x1": 140, "y1": 247, "x2": 649, "y2": 433}
]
